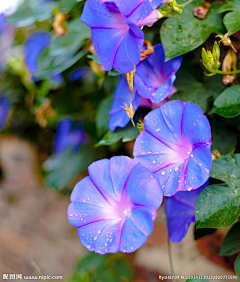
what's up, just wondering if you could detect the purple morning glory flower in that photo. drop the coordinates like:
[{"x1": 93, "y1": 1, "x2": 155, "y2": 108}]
[
  {"x1": 0, "y1": 96, "x2": 10, "y2": 129},
  {"x1": 68, "y1": 156, "x2": 163, "y2": 254},
  {"x1": 70, "y1": 67, "x2": 88, "y2": 81},
  {"x1": 81, "y1": 0, "x2": 162, "y2": 73},
  {"x1": 108, "y1": 75, "x2": 141, "y2": 131},
  {"x1": 133, "y1": 100, "x2": 212, "y2": 197},
  {"x1": 54, "y1": 117, "x2": 86, "y2": 154},
  {"x1": 23, "y1": 31, "x2": 52, "y2": 74},
  {"x1": 165, "y1": 180, "x2": 209, "y2": 243},
  {"x1": 134, "y1": 44, "x2": 182, "y2": 104}
]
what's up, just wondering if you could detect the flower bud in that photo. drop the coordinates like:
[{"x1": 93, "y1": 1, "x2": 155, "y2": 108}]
[
  {"x1": 193, "y1": 1, "x2": 210, "y2": 19},
  {"x1": 222, "y1": 50, "x2": 236, "y2": 85},
  {"x1": 213, "y1": 41, "x2": 220, "y2": 63}
]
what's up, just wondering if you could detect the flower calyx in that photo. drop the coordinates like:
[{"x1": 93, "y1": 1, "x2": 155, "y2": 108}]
[{"x1": 216, "y1": 31, "x2": 237, "y2": 53}]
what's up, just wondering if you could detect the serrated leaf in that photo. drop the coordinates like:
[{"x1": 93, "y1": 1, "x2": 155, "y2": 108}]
[
  {"x1": 211, "y1": 86, "x2": 240, "y2": 118},
  {"x1": 172, "y1": 70, "x2": 226, "y2": 112},
  {"x1": 161, "y1": 1, "x2": 225, "y2": 60},
  {"x1": 223, "y1": 11, "x2": 240, "y2": 35},
  {"x1": 210, "y1": 154, "x2": 240, "y2": 188},
  {"x1": 219, "y1": 221, "x2": 240, "y2": 256},
  {"x1": 235, "y1": 254, "x2": 240, "y2": 277},
  {"x1": 195, "y1": 184, "x2": 240, "y2": 228},
  {"x1": 43, "y1": 144, "x2": 94, "y2": 190},
  {"x1": 8, "y1": 0, "x2": 53, "y2": 27},
  {"x1": 95, "y1": 127, "x2": 139, "y2": 147},
  {"x1": 96, "y1": 96, "x2": 112, "y2": 136}
]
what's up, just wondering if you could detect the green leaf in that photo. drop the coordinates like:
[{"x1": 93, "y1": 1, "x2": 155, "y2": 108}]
[
  {"x1": 195, "y1": 184, "x2": 240, "y2": 228},
  {"x1": 160, "y1": 1, "x2": 225, "y2": 60},
  {"x1": 218, "y1": 0, "x2": 240, "y2": 13},
  {"x1": 38, "y1": 18, "x2": 90, "y2": 76},
  {"x1": 43, "y1": 144, "x2": 94, "y2": 190},
  {"x1": 210, "y1": 86, "x2": 240, "y2": 118},
  {"x1": 223, "y1": 11, "x2": 240, "y2": 35},
  {"x1": 87, "y1": 54, "x2": 100, "y2": 64},
  {"x1": 59, "y1": 0, "x2": 78, "y2": 12},
  {"x1": 95, "y1": 127, "x2": 139, "y2": 147},
  {"x1": 211, "y1": 117, "x2": 237, "y2": 155},
  {"x1": 76, "y1": 252, "x2": 107, "y2": 273},
  {"x1": 96, "y1": 96, "x2": 112, "y2": 136},
  {"x1": 194, "y1": 225, "x2": 217, "y2": 240},
  {"x1": 8, "y1": 0, "x2": 53, "y2": 27},
  {"x1": 235, "y1": 253, "x2": 240, "y2": 277},
  {"x1": 219, "y1": 221, "x2": 240, "y2": 256},
  {"x1": 172, "y1": 70, "x2": 226, "y2": 112},
  {"x1": 210, "y1": 154, "x2": 240, "y2": 188}
]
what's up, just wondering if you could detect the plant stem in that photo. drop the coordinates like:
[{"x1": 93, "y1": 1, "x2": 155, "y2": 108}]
[
  {"x1": 216, "y1": 69, "x2": 240, "y2": 75},
  {"x1": 181, "y1": 0, "x2": 194, "y2": 7},
  {"x1": 167, "y1": 238, "x2": 176, "y2": 282}
]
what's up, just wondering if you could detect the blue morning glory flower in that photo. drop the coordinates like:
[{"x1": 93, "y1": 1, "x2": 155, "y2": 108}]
[
  {"x1": 108, "y1": 75, "x2": 141, "y2": 131},
  {"x1": 70, "y1": 67, "x2": 88, "y2": 81},
  {"x1": 133, "y1": 100, "x2": 212, "y2": 197},
  {"x1": 134, "y1": 44, "x2": 182, "y2": 104},
  {"x1": 23, "y1": 31, "x2": 52, "y2": 75},
  {"x1": 81, "y1": 0, "x2": 162, "y2": 73},
  {"x1": 165, "y1": 180, "x2": 209, "y2": 243},
  {"x1": 68, "y1": 156, "x2": 163, "y2": 254},
  {"x1": 54, "y1": 117, "x2": 86, "y2": 154},
  {"x1": 0, "y1": 96, "x2": 10, "y2": 129}
]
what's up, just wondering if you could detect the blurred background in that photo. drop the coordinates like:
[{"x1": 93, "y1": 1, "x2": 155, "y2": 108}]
[{"x1": 0, "y1": 0, "x2": 239, "y2": 281}]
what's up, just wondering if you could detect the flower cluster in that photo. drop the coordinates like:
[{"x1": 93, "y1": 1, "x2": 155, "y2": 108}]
[
  {"x1": 68, "y1": 100, "x2": 212, "y2": 254},
  {"x1": 109, "y1": 44, "x2": 182, "y2": 131},
  {"x1": 67, "y1": 0, "x2": 213, "y2": 255}
]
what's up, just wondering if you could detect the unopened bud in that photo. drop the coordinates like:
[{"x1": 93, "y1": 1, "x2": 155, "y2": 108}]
[
  {"x1": 213, "y1": 41, "x2": 220, "y2": 62},
  {"x1": 193, "y1": 1, "x2": 211, "y2": 19},
  {"x1": 222, "y1": 50, "x2": 236, "y2": 85}
]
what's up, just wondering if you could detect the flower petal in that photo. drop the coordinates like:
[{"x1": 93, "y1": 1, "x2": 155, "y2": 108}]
[
  {"x1": 0, "y1": 97, "x2": 10, "y2": 129},
  {"x1": 182, "y1": 101, "x2": 211, "y2": 145},
  {"x1": 124, "y1": 163, "x2": 163, "y2": 210},
  {"x1": 23, "y1": 31, "x2": 51, "y2": 74},
  {"x1": 110, "y1": 156, "x2": 136, "y2": 201},
  {"x1": 150, "y1": 75, "x2": 175, "y2": 104},
  {"x1": 78, "y1": 219, "x2": 122, "y2": 254},
  {"x1": 88, "y1": 159, "x2": 118, "y2": 202},
  {"x1": 120, "y1": 208, "x2": 153, "y2": 252},
  {"x1": 185, "y1": 145, "x2": 212, "y2": 190},
  {"x1": 165, "y1": 181, "x2": 208, "y2": 242}
]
